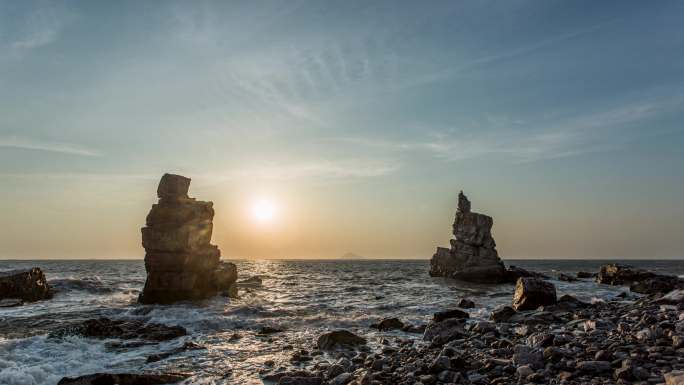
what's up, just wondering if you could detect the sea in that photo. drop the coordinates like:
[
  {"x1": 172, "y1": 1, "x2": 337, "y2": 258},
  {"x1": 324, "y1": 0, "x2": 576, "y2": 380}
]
[{"x1": 1, "y1": 259, "x2": 683, "y2": 385}]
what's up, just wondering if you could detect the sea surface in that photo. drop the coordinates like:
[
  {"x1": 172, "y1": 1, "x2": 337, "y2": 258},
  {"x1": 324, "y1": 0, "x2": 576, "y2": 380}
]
[{"x1": 1, "y1": 259, "x2": 683, "y2": 385}]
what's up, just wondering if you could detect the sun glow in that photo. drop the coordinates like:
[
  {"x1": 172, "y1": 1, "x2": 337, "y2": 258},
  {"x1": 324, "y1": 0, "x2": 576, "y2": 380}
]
[{"x1": 250, "y1": 199, "x2": 278, "y2": 224}]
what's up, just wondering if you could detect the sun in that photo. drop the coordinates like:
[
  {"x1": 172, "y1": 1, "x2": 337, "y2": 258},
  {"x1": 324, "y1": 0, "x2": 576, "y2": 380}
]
[{"x1": 250, "y1": 199, "x2": 278, "y2": 224}]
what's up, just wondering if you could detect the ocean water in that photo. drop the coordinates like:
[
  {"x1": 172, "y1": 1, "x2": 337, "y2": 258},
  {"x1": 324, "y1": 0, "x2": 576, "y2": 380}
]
[{"x1": 1, "y1": 259, "x2": 683, "y2": 385}]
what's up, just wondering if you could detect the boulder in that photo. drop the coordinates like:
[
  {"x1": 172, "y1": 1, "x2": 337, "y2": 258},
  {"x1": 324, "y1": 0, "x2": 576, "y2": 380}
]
[
  {"x1": 0, "y1": 267, "x2": 52, "y2": 302},
  {"x1": 316, "y1": 330, "x2": 366, "y2": 350},
  {"x1": 433, "y1": 309, "x2": 469, "y2": 322},
  {"x1": 429, "y1": 191, "x2": 507, "y2": 283},
  {"x1": 49, "y1": 317, "x2": 186, "y2": 341},
  {"x1": 577, "y1": 271, "x2": 595, "y2": 279},
  {"x1": 139, "y1": 174, "x2": 238, "y2": 304},
  {"x1": 665, "y1": 370, "x2": 684, "y2": 385},
  {"x1": 656, "y1": 289, "x2": 684, "y2": 305},
  {"x1": 512, "y1": 278, "x2": 557, "y2": 311},
  {"x1": 456, "y1": 298, "x2": 476, "y2": 308},
  {"x1": 423, "y1": 319, "x2": 466, "y2": 346},
  {"x1": 57, "y1": 373, "x2": 189, "y2": 385}
]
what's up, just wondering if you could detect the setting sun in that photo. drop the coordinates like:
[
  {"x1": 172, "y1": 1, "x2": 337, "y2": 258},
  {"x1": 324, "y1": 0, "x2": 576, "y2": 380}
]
[{"x1": 250, "y1": 199, "x2": 278, "y2": 224}]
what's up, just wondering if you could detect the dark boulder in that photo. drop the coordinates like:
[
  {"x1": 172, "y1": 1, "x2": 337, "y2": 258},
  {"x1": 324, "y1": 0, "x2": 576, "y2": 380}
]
[
  {"x1": 57, "y1": 372, "x2": 189, "y2": 385},
  {"x1": 504, "y1": 266, "x2": 550, "y2": 282},
  {"x1": 490, "y1": 305, "x2": 516, "y2": 322},
  {"x1": 0, "y1": 267, "x2": 53, "y2": 302},
  {"x1": 577, "y1": 271, "x2": 595, "y2": 279},
  {"x1": 433, "y1": 309, "x2": 469, "y2": 322},
  {"x1": 49, "y1": 317, "x2": 186, "y2": 341},
  {"x1": 316, "y1": 330, "x2": 366, "y2": 350},
  {"x1": 456, "y1": 298, "x2": 476, "y2": 308},
  {"x1": 597, "y1": 264, "x2": 683, "y2": 295},
  {"x1": 375, "y1": 317, "x2": 404, "y2": 331},
  {"x1": 512, "y1": 278, "x2": 557, "y2": 311}
]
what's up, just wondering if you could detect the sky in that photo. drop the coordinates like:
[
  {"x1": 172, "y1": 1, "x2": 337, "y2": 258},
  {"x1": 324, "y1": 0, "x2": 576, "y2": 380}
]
[{"x1": 1, "y1": 0, "x2": 683, "y2": 260}]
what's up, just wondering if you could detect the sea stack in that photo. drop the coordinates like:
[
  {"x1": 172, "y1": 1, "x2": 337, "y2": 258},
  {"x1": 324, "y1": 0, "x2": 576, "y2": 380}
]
[
  {"x1": 139, "y1": 173, "x2": 237, "y2": 304},
  {"x1": 429, "y1": 191, "x2": 507, "y2": 283}
]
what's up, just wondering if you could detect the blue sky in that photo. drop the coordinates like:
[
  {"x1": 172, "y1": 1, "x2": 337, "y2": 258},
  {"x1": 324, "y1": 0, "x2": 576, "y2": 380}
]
[{"x1": 1, "y1": 0, "x2": 683, "y2": 259}]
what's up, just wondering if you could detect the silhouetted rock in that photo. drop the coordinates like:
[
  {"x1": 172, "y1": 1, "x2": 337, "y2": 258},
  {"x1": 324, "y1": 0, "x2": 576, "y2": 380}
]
[
  {"x1": 577, "y1": 271, "x2": 595, "y2": 279},
  {"x1": 0, "y1": 267, "x2": 52, "y2": 302},
  {"x1": 433, "y1": 309, "x2": 469, "y2": 322},
  {"x1": 57, "y1": 372, "x2": 189, "y2": 385},
  {"x1": 139, "y1": 174, "x2": 238, "y2": 304},
  {"x1": 512, "y1": 278, "x2": 557, "y2": 311},
  {"x1": 597, "y1": 264, "x2": 683, "y2": 295},
  {"x1": 429, "y1": 191, "x2": 507, "y2": 283},
  {"x1": 49, "y1": 317, "x2": 186, "y2": 341},
  {"x1": 317, "y1": 330, "x2": 366, "y2": 350}
]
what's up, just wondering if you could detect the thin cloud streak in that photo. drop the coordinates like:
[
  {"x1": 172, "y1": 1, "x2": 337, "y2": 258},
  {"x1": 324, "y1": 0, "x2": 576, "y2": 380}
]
[
  {"x1": 0, "y1": 136, "x2": 102, "y2": 157},
  {"x1": 329, "y1": 91, "x2": 684, "y2": 163}
]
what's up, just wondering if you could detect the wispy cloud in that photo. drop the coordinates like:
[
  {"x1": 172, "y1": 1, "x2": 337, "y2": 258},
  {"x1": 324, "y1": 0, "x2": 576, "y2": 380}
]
[
  {"x1": 329, "y1": 91, "x2": 684, "y2": 163},
  {"x1": 0, "y1": 136, "x2": 102, "y2": 157},
  {"x1": 6, "y1": 4, "x2": 74, "y2": 51}
]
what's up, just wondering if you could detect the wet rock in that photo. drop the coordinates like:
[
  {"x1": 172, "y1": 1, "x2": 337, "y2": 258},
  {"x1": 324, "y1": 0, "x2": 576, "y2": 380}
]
[
  {"x1": 456, "y1": 298, "x2": 476, "y2": 308},
  {"x1": 597, "y1": 263, "x2": 683, "y2": 294},
  {"x1": 49, "y1": 317, "x2": 186, "y2": 341},
  {"x1": 139, "y1": 174, "x2": 238, "y2": 304},
  {"x1": 433, "y1": 308, "x2": 469, "y2": 322},
  {"x1": 146, "y1": 341, "x2": 204, "y2": 363},
  {"x1": 317, "y1": 330, "x2": 366, "y2": 350},
  {"x1": 512, "y1": 278, "x2": 556, "y2": 311},
  {"x1": 577, "y1": 271, "x2": 595, "y2": 279},
  {"x1": 258, "y1": 326, "x2": 284, "y2": 335},
  {"x1": 376, "y1": 318, "x2": 404, "y2": 331},
  {"x1": 429, "y1": 191, "x2": 507, "y2": 283},
  {"x1": 57, "y1": 372, "x2": 189, "y2": 385},
  {"x1": 0, "y1": 267, "x2": 52, "y2": 302},
  {"x1": 557, "y1": 273, "x2": 577, "y2": 282},
  {"x1": 423, "y1": 319, "x2": 466, "y2": 346},
  {"x1": 490, "y1": 306, "x2": 516, "y2": 322}
]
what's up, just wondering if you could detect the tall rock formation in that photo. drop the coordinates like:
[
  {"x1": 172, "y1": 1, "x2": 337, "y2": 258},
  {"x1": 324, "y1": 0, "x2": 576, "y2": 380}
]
[
  {"x1": 139, "y1": 173, "x2": 237, "y2": 304},
  {"x1": 429, "y1": 191, "x2": 507, "y2": 283}
]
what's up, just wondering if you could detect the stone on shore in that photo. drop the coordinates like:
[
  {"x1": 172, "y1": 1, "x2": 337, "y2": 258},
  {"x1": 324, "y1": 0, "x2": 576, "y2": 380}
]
[
  {"x1": 512, "y1": 277, "x2": 557, "y2": 311},
  {"x1": 57, "y1": 372, "x2": 189, "y2": 385},
  {"x1": 49, "y1": 317, "x2": 186, "y2": 341},
  {"x1": 0, "y1": 267, "x2": 53, "y2": 302},
  {"x1": 429, "y1": 191, "x2": 507, "y2": 283},
  {"x1": 317, "y1": 330, "x2": 366, "y2": 350},
  {"x1": 139, "y1": 174, "x2": 238, "y2": 304}
]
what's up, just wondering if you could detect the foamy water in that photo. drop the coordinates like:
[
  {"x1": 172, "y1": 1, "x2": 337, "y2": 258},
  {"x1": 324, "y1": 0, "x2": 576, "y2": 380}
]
[{"x1": 1, "y1": 259, "x2": 683, "y2": 385}]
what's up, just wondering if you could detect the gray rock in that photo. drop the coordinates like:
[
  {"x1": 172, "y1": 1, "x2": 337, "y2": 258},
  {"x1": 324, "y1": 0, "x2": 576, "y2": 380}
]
[
  {"x1": 376, "y1": 317, "x2": 404, "y2": 331},
  {"x1": 490, "y1": 306, "x2": 516, "y2": 322},
  {"x1": 329, "y1": 372, "x2": 352, "y2": 385},
  {"x1": 423, "y1": 318, "x2": 466, "y2": 346}
]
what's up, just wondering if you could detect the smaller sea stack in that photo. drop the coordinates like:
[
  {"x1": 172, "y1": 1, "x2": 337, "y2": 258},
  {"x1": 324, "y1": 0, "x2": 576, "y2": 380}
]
[
  {"x1": 139, "y1": 173, "x2": 237, "y2": 304},
  {"x1": 429, "y1": 191, "x2": 507, "y2": 283}
]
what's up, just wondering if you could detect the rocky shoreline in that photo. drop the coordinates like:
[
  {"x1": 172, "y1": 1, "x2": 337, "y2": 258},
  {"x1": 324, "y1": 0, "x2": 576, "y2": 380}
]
[{"x1": 259, "y1": 281, "x2": 684, "y2": 385}]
